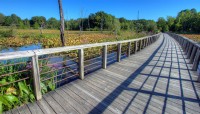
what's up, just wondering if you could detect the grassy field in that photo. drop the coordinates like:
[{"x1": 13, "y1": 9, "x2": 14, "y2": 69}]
[
  {"x1": 0, "y1": 28, "x2": 147, "y2": 48},
  {"x1": 180, "y1": 34, "x2": 200, "y2": 43}
]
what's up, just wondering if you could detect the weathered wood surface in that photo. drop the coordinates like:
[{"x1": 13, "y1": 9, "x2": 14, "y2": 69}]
[{"x1": 4, "y1": 33, "x2": 200, "y2": 114}]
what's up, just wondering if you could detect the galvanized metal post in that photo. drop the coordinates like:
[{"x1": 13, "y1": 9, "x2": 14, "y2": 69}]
[
  {"x1": 127, "y1": 42, "x2": 131, "y2": 57},
  {"x1": 78, "y1": 49, "x2": 84, "y2": 80},
  {"x1": 102, "y1": 45, "x2": 107, "y2": 69},
  {"x1": 117, "y1": 43, "x2": 122, "y2": 62},
  {"x1": 32, "y1": 55, "x2": 42, "y2": 100}
]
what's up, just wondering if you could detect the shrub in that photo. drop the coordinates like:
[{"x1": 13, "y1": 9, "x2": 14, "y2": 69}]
[{"x1": 0, "y1": 29, "x2": 16, "y2": 38}]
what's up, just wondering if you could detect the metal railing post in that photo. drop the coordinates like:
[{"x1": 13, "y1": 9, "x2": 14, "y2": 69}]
[
  {"x1": 117, "y1": 43, "x2": 122, "y2": 62},
  {"x1": 78, "y1": 49, "x2": 84, "y2": 80},
  {"x1": 103, "y1": 45, "x2": 107, "y2": 69},
  {"x1": 32, "y1": 55, "x2": 42, "y2": 100}
]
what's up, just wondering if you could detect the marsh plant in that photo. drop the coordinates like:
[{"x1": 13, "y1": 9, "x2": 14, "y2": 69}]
[{"x1": 0, "y1": 58, "x2": 57, "y2": 113}]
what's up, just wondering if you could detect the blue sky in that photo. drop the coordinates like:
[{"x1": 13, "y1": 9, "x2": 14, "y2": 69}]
[{"x1": 0, "y1": 0, "x2": 199, "y2": 21}]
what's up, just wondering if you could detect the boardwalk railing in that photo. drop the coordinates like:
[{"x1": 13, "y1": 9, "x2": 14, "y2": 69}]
[
  {"x1": 0, "y1": 33, "x2": 160, "y2": 102},
  {"x1": 167, "y1": 33, "x2": 200, "y2": 82}
]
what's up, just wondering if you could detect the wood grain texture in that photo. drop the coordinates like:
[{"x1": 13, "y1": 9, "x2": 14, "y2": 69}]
[{"x1": 4, "y1": 33, "x2": 200, "y2": 114}]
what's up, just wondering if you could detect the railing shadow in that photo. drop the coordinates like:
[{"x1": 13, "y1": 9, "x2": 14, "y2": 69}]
[{"x1": 89, "y1": 34, "x2": 200, "y2": 114}]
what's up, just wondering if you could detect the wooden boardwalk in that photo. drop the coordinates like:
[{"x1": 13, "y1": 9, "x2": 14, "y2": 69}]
[{"x1": 4, "y1": 33, "x2": 200, "y2": 114}]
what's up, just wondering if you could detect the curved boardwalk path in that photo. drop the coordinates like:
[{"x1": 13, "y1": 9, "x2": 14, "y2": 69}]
[{"x1": 4, "y1": 33, "x2": 200, "y2": 114}]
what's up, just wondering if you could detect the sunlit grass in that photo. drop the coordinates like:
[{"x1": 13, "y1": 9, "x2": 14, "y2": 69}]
[
  {"x1": 180, "y1": 34, "x2": 200, "y2": 43},
  {"x1": 0, "y1": 29, "x2": 146, "y2": 48}
]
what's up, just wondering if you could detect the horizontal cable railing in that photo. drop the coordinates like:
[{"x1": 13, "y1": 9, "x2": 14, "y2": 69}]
[{"x1": 0, "y1": 33, "x2": 160, "y2": 112}]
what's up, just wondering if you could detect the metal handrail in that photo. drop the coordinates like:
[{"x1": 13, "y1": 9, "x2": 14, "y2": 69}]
[{"x1": 0, "y1": 33, "x2": 161, "y2": 100}]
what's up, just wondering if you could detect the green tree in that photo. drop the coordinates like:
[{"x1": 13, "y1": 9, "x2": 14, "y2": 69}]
[
  {"x1": 157, "y1": 17, "x2": 168, "y2": 32},
  {"x1": 119, "y1": 17, "x2": 130, "y2": 30},
  {"x1": 33, "y1": 22, "x2": 40, "y2": 29},
  {"x1": 167, "y1": 16, "x2": 175, "y2": 31},
  {"x1": 0, "y1": 13, "x2": 5, "y2": 25},
  {"x1": 23, "y1": 19, "x2": 30, "y2": 28},
  {"x1": 112, "y1": 18, "x2": 121, "y2": 36},
  {"x1": 4, "y1": 16, "x2": 12, "y2": 26},
  {"x1": 146, "y1": 20, "x2": 157, "y2": 32},
  {"x1": 10, "y1": 14, "x2": 21, "y2": 26},
  {"x1": 30, "y1": 16, "x2": 46, "y2": 28},
  {"x1": 47, "y1": 17, "x2": 59, "y2": 29}
]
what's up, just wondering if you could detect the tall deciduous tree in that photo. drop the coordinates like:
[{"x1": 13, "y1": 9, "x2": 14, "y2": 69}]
[
  {"x1": 157, "y1": 17, "x2": 168, "y2": 32},
  {"x1": 167, "y1": 16, "x2": 175, "y2": 31},
  {"x1": 58, "y1": 0, "x2": 65, "y2": 46}
]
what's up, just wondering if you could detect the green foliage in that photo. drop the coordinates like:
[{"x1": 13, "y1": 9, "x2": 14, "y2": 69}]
[
  {"x1": 167, "y1": 16, "x2": 175, "y2": 31},
  {"x1": 1, "y1": 8, "x2": 199, "y2": 33},
  {"x1": 147, "y1": 20, "x2": 157, "y2": 32},
  {"x1": 47, "y1": 17, "x2": 59, "y2": 29},
  {"x1": 157, "y1": 17, "x2": 168, "y2": 32},
  {"x1": 0, "y1": 13, "x2": 5, "y2": 26},
  {"x1": 160, "y1": 8, "x2": 200, "y2": 33},
  {"x1": 30, "y1": 16, "x2": 46, "y2": 28},
  {"x1": 33, "y1": 22, "x2": 40, "y2": 29},
  {"x1": 0, "y1": 29, "x2": 16, "y2": 37},
  {"x1": 0, "y1": 58, "x2": 57, "y2": 112},
  {"x1": 0, "y1": 61, "x2": 35, "y2": 112},
  {"x1": 4, "y1": 16, "x2": 12, "y2": 26}
]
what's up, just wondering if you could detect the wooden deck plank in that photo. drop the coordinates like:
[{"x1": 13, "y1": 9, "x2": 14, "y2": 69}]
[
  {"x1": 71, "y1": 81, "x2": 125, "y2": 114},
  {"x1": 86, "y1": 72, "x2": 184, "y2": 114},
  {"x1": 82, "y1": 77, "x2": 143, "y2": 114},
  {"x1": 48, "y1": 91, "x2": 79, "y2": 114},
  {"x1": 37, "y1": 96, "x2": 57, "y2": 114},
  {"x1": 83, "y1": 74, "x2": 160, "y2": 114},
  {"x1": 17, "y1": 105, "x2": 31, "y2": 114},
  {"x1": 27, "y1": 102, "x2": 44, "y2": 114},
  {"x1": 3, "y1": 33, "x2": 200, "y2": 114},
  {"x1": 55, "y1": 88, "x2": 89, "y2": 114},
  {"x1": 66, "y1": 83, "x2": 115, "y2": 114},
  {"x1": 88, "y1": 70, "x2": 197, "y2": 113},
  {"x1": 61, "y1": 86, "x2": 101, "y2": 113},
  {"x1": 42, "y1": 92, "x2": 66, "y2": 114}
]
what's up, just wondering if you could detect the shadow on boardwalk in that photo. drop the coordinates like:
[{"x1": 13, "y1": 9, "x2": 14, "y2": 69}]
[
  {"x1": 5, "y1": 34, "x2": 200, "y2": 114},
  {"x1": 89, "y1": 34, "x2": 200, "y2": 114}
]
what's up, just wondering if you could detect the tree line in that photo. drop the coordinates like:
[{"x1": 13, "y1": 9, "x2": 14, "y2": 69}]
[
  {"x1": 0, "y1": 8, "x2": 199, "y2": 33},
  {"x1": 157, "y1": 8, "x2": 200, "y2": 33}
]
